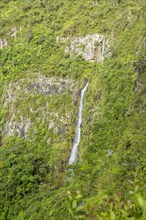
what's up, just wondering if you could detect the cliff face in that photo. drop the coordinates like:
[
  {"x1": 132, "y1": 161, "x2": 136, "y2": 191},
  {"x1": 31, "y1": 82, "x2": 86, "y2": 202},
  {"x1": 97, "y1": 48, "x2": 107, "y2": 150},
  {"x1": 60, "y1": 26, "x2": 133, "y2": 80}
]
[
  {"x1": 57, "y1": 33, "x2": 111, "y2": 62},
  {"x1": 2, "y1": 75, "x2": 78, "y2": 138},
  {"x1": 0, "y1": 0, "x2": 146, "y2": 219}
]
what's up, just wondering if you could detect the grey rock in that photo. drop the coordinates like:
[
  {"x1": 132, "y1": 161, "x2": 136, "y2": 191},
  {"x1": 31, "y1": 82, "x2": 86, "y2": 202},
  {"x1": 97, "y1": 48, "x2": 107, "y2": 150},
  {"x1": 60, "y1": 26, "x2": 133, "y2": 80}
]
[
  {"x1": 0, "y1": 39, "x2": 8, "y2": 49},
  {"x1": 3, "y1": 116, "x2": 31, "y2": 137},
  {"x1": 27, "y1": 76, "x2": 77, "y2": 97},
  {"x1": 2, "y1": 75, "x2": 79, "y2": 138},
  {"x1": 92, "y1": 1, "x2": 98, "y2": 6},
  {"x1": 106, "y1": 149, "x2": 114, "y2": 157},
  {"x1": 135, "y1": 81, "x2": 142, "y2": 91},
  {"x1": 47, "y1": 138, "x2": 51, "y2": 144},
  {"x1": 57, "y1": 33, "x2": 112, "y2": 62}
]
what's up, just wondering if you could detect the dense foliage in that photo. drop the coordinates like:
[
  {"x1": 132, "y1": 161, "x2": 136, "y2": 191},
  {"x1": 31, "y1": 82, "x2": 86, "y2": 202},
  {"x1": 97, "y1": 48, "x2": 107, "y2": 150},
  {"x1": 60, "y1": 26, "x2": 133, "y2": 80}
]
[{"x1": 0, "y1": 0, "x2": 146, "y2": 219}]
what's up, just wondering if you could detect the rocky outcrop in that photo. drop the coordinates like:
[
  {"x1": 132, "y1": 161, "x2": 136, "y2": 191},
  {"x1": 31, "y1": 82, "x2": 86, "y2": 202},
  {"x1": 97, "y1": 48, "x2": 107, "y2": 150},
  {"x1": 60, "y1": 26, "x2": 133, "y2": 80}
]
[
  {"x1": 9, "y1": 27, "x2": 18, "y2": 38},
  {"x1": 92, "y1": 1, "x2": 98, "y2": 6},
  {"x1": 56, "y1": 33, "x2": 111, "y2": 62},
  {"x1": 135, "y1": 80, "x2": 142, "y2": 91},
  {"x1": 3, "y1": 116, "x2": 31, "y2": 137},
  {"x1": 3, "y1": 75, "x2": 78, "y2": 105},
  {"x1": 2, "y1": 75, "x2": 79, "y2": 138},
  {"x1": 28, "y1": 76, "x2": 77, "y2": 98},
  {"x1": 0, "y1": 39, "x2": 8, "y2": 49}
]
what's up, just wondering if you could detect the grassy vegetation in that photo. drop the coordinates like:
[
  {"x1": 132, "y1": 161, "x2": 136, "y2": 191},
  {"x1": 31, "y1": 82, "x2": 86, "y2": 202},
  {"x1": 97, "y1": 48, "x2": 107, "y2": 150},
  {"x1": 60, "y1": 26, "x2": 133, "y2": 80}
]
[{"x1": 0, "y1": 0, "x2": 146, "y2": 219}]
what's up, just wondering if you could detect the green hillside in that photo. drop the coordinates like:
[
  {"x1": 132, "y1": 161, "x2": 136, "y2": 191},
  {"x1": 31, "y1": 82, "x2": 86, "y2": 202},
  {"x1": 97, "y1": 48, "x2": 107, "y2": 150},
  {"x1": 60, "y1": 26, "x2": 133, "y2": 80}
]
[{"x1": 0, "y1": 0, "x2": 146, "y2": 219}]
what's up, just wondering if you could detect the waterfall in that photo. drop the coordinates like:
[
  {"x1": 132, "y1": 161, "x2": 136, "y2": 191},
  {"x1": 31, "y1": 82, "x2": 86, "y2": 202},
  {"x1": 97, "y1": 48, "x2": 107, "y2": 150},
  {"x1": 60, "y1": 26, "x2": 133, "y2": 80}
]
[
  {"x1": 68, "y1": 81, "x2": 89, "y2": 165},
  {"x1": 101, "y1": 38, "x2": 106, "y2": 62}
]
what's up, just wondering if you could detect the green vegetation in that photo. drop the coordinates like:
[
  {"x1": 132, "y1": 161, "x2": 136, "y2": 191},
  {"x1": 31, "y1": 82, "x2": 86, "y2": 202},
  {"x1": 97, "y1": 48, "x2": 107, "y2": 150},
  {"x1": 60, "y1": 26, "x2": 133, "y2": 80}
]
[{"x1": 0, "y1": 0, "x2": 146, "y2": 219}]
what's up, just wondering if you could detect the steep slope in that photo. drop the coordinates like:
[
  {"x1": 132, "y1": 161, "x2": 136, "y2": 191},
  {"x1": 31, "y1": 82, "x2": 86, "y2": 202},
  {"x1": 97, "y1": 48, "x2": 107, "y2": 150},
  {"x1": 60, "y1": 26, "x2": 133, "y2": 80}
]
[{"x1": 0, "y1": 0, "x2": 146, "y2": 219}]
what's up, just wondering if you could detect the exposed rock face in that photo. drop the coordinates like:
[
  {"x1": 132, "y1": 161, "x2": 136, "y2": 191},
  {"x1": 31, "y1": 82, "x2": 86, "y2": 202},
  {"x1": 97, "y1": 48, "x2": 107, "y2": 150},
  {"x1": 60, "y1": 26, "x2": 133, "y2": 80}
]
[
  {"x1": 0, "y1": 39, "x2": 8, "y2": 49},
  {"x1": 127, "y1": 10, "x2": 133, "y2": 23},
  {"x1": 4, "y1": 116, "x2": 31, "y2": 137},
  {"x1": 135, "y1": 80, "x2": 142, "y2": 91},
  {"x1": 2, "y1": 75, "x2": 78, "y2": 138},
  {"x1": 92, "y1": 1, "x2": 98, "y2": 6},
  {"x1": 28, "y1": 76, "x2": 77, "y2": 97},
  {"x1": 106, "y1": 149, "x2": 114, "y2": 157},
  {"x1": 3, "y1": 75, "x2": 78, "y2": 105},
  {"x1": 56, "y1": 33, "x2": 111, "y2": 62},
  {"x1": 10, "y1": 27, "x2": 18, "y2": 38}
]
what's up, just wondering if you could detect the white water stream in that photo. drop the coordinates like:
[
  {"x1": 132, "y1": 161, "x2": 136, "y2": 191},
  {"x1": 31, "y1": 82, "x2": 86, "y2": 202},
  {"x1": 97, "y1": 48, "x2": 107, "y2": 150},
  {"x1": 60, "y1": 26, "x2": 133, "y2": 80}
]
[{"x1": 68, "y1": 81, "x2": 89, "y2": 165}]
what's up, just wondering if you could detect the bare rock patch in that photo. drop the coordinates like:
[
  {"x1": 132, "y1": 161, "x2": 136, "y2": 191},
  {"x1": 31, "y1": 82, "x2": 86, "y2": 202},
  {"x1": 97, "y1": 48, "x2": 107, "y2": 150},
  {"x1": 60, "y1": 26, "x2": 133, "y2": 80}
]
[{"x1": 56, "y1": 33, "x2": 112, "y2": 62}]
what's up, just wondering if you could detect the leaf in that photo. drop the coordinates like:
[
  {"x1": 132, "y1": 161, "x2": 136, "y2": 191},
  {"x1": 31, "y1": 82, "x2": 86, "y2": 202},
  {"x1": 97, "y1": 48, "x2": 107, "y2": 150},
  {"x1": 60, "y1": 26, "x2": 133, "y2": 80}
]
[
  {"x1": 110, "y1": 209, "x2": 116, "y2": 220},
  {"x1": 75, "y1": 194, "x2": 83, "y2": 200},
  {"x1": 72, "y1": 200, "x2": 77, "y2": 209},
  {"x1": 135, "y1": 194, "x2": 145, "y2": 209},
  {"x1": 68, "y1": 208, "x2": 74, "y2": 217},
  {"x1": 75, "y1": 205, "x2": 85, "y2": 212}
]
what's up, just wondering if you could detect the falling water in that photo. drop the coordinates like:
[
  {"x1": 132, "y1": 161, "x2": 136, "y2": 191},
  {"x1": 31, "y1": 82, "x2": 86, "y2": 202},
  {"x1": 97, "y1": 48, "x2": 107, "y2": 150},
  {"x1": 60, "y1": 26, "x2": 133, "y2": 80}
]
[
  {"x1": 68, "y1": 81, "x2": 89, "y2": 165},
  {"x1": 102, "y1": 38, "x2": 105, "y2": 57}
]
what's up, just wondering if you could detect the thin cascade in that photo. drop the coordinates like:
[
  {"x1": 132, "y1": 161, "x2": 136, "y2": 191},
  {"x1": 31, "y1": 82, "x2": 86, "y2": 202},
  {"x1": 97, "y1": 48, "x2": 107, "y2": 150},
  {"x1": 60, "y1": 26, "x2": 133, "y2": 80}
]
[{"x1": 68, "y1": 81, "x2": 88, "y2": 165}]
